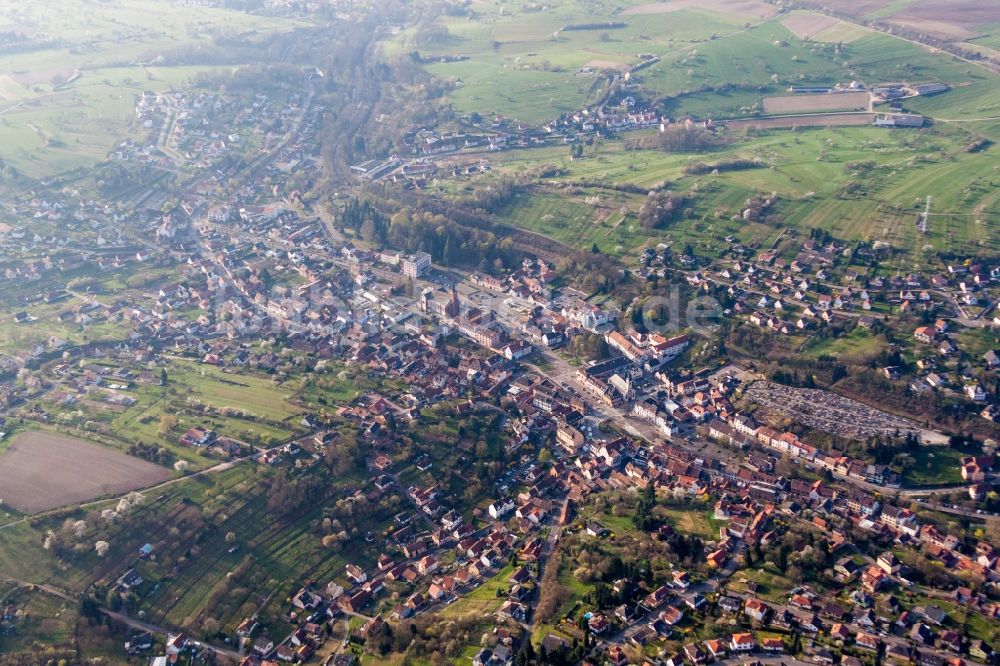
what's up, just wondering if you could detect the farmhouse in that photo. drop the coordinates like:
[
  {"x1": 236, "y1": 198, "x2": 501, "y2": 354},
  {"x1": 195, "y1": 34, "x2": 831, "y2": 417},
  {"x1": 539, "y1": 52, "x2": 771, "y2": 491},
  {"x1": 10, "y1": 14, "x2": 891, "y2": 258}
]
[
  {"x1": 874, "y1": 113, "x2": 925, "y2": 128},
  {"x1": 180, "y1": 426, "x2": 217, "y2": 447}
]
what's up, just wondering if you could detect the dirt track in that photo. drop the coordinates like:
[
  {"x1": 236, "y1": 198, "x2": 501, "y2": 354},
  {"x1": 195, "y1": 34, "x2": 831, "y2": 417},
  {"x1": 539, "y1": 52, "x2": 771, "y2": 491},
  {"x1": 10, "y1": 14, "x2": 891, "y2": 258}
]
[{"x1": 0, "y1": 431, "x2": 170, "y2": 514}]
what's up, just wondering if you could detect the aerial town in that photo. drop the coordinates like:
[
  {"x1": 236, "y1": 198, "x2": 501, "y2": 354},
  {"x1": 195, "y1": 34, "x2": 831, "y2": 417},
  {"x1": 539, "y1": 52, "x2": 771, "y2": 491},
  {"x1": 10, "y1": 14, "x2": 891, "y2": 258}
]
[{"x1": 1, "y1": 1, "x2": 1000, "y2": 666}]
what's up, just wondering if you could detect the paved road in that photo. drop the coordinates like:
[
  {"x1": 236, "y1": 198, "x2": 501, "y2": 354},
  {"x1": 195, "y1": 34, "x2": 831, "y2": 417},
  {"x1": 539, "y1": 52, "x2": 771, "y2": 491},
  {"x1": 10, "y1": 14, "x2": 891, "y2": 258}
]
[
  {"x1": 103, "y1": 609, "x2": 242, "y2": 659},
  {"x1": 1, "y1": 575, "x2": 242, "y2": 659}
]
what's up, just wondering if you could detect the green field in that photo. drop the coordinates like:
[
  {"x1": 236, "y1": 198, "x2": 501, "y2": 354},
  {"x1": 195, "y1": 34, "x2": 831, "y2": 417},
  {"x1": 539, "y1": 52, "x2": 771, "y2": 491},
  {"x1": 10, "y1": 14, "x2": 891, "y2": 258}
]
[
  {"x1": 296, "y1": 364, "x2": 409, "y2": 407},
  {"x1": 29, "y1": 358, "x2": 305, "y2": 472},
  {"x1": 498, "y1": 190, "x2": 651, "y2": 255},
  {"x1": 0, "y1": 0, "x2": 305, "y2": 177},
  {"x1": 0, "y1": 592, "x2": 75, "y2": 652},
  {"x1": 660, "y1": 505, "x2": 723, "y2": 540},
  {"x1": 167, "y1": 360, "x2": 303, "y2": 422},
  {"x1": 968, "y1": 25, "x2": 1000, "y2": 51},
  {"x1": 0, "y1": 464, "x2": 259, "y2": 596},
  {"x1": 0, "y1": 293, "x2": 131, "y2": 358},
  {"x1": 439, "y1": 563, "x2": 514, "y2": 618},
  {"x1": 0, "y1": 458, "x2": 395, "y2": 637},
  {"x1": 0, "y1": 588, "x2": 123, "y2": 661},
  {"x1": 395, "y1": 0, "x2": 1000, "y2": 129},
  {"x1": 905, "y1": 446, "x2": 966, "y2": 486},
  {"x1": 899, "y1": 593, "x2": 1000, "y2": 644},
  {"x1": 132, "y1": 464, "x2": 395, "y2": 635},
  {"x1": 0, "y1": 522, "x2": 63, "y2": 587},
  {"x1": 478, "y1": 121, "x2": 1000, "y2": 265},
  {"x1": 803, "y1": 325, "x2": 888, "y2": 360},
  {"x1": 109, "y1": 360, "x2": 302, "y2": 452},
  {"x1": 729, "y1": 566, "x2": 797, "y2": 604},
  {"x1": 388, "y1": 1, "x2": 745, "y2": 123}
]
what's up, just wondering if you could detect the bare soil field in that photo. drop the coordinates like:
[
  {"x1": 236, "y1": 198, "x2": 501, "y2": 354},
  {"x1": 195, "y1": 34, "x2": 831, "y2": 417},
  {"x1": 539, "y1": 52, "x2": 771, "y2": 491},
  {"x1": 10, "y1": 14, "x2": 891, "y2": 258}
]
[
  {"x1": 781, "y1": 13, "x2": 840, "y2": 40},
  {"x1": 0, "y1": 431, "x2": 170, "y2": 514},
  {"x1": 623, "y1": 0, "x2": 779, "y2": 19},
  {"x1": 763, "y1": 91, "x2": 870, "y2": 114},
  {"x1": 891, "y1": 1, "x2": 1000, "y2": 31},
  {"x1": 724, "y1": 111, "x2": 873, "y2": 130},
  {"x1": 888, "y1": 18, "x2": 978, "y2": 41},
  {"x1": 795, "y1": 0, "x2": 999, "y2": 40}
]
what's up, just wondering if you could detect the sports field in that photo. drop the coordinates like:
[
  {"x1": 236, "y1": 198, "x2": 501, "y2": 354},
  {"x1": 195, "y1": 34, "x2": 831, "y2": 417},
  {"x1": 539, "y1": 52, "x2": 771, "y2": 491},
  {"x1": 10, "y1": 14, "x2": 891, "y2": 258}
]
[{"x1": 0, "y1": 431, "x2": 170, "y2": 514}]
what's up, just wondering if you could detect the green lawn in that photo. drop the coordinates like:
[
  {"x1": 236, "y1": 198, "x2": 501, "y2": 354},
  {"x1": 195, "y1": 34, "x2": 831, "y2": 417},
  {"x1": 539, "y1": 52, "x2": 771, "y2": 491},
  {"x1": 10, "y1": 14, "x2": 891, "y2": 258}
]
[
  {"x1": 167, "y1": 360, "x2": 303, "y2": 422},
  {"x1": 439, "y1": 563, "x2": 515, "y2": 618},
  {"x1": 730, "y1": 567, "x2": 796, "y2": 604},
  {"x1": 803, "y1": 326, "x2": 888, "y2": 360},
  {"x1": 905, "y1": 446, "x2": 966, "y2": 486},
  {"x1": 660, "y1": 505, "x2": 723, "y2": 540}
]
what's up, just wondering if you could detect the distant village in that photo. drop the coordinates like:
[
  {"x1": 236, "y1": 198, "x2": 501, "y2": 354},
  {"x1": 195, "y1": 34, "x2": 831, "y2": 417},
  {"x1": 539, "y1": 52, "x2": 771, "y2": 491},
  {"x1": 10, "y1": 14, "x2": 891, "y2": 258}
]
[{"x1": 350, "y1": 78, "x2": 947, "y2": 185}]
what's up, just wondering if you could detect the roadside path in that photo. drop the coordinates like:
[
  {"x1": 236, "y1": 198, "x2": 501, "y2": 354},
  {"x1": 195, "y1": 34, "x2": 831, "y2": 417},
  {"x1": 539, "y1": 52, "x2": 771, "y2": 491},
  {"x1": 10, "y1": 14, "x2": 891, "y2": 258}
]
[{"x1": 0, "y1": 573, "x2": 242, "y2": 659}]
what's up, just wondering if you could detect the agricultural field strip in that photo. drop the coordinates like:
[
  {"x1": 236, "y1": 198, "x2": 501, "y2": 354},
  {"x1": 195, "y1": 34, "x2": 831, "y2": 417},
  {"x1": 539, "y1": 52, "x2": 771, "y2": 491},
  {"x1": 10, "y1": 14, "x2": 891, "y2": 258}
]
[{"x1": 0, "y1": 431, "x2": 171, "y2": 514}]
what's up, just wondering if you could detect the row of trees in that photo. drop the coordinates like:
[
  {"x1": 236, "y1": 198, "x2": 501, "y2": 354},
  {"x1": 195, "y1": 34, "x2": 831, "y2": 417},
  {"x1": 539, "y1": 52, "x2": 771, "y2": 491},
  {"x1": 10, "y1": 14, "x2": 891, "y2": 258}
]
[
  {"x1": 638, "y1": 189, "x2": 689, "y2": 229},
  {"x1": 653, "y1": 124, "x2": 726, "y2": 153}
]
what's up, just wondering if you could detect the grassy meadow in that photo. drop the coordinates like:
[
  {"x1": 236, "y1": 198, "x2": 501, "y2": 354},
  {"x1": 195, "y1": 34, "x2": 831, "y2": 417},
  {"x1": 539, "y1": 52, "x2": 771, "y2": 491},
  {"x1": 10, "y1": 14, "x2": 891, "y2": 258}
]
[
  {"x1": 31, "y1": 357, "x2": 306, "y2": 471},
  {"x1": 0, "y1": 0, "x2": 305, "y2": 177},
  {"x1": 390, "y1": 0, "x2": 1000, "y2": 268},
  {"x1": 393, "y1": 0, "x2": 1000, "y2": 130},
  {"x1": 456, "y1": 121, "x2": 999, "y2": 266}
]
